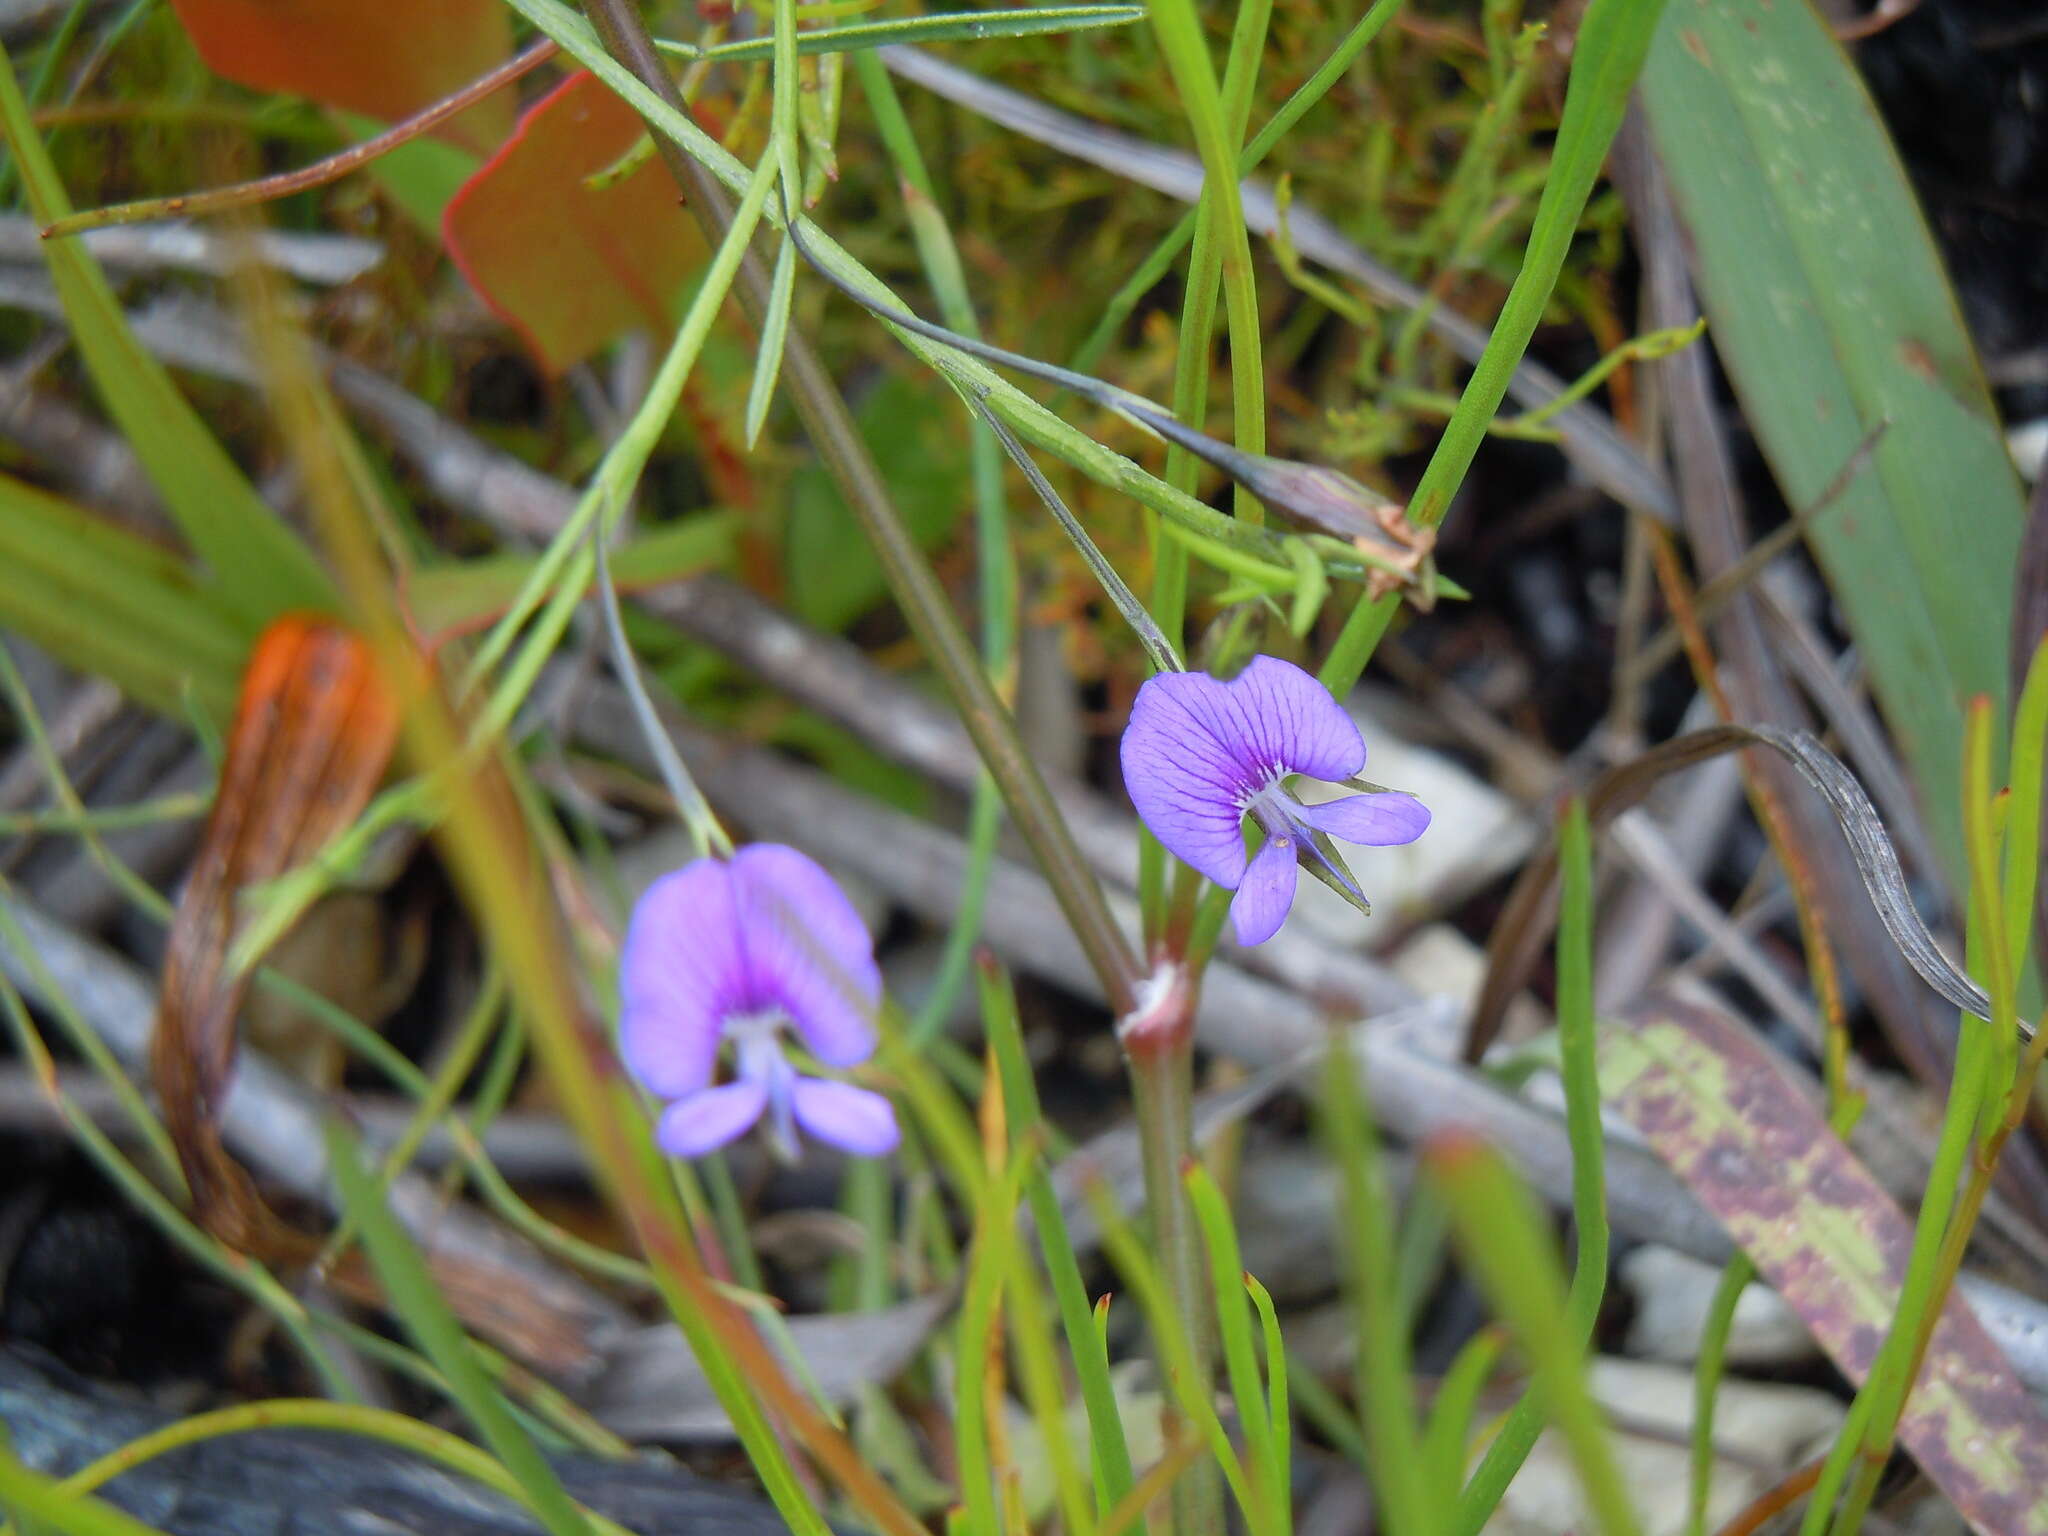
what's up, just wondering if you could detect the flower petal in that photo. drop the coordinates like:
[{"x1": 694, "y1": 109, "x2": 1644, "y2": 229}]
[
  {"x1": 1224, "y1": 656, "x2": 1367, "y2": 783},
  {"x1": 732, "y1": 844, "x2": 881, "y2": 1067},
  {"x1": 791, "y1": 1078, "x2": 900, "y2": 1157},
  {"x1": 1229, "y1": 833, "x2": 1300, "y2": 946},
  {"x1": 619, "y1": 860, "x2": 745, "y2": 1099},
  {"x1": 1121, "y1": 675, "x2": 1256, "y2": 887},
  {"x1": 1295, "y1": 790, "x2": 1430, "y2": 847},
  {"x1": 656, "y1": 1080, "x2": 767, "y2": 1157},
  {"x1": 1120, "y1": 658, "x2": 1367, "y2": 888}
]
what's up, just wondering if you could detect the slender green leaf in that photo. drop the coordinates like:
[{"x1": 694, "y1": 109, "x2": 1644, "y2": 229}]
[
  {"x1": 744, "y1": 236, "x2": 798, "y2": 449},
  {"x1": 654, "y1": 6, "x2": 1144, "y2": 63},
  {"x1": 1427, "y1": 1134, "x2": 1640, "y2": 1536},
  {"x1": 0, "y1": 473, "x2": 245, "y2": 721},
  {"x1": 1320, "y1": 0, "x2": 1672, "y2": 694},
  {"x1": 324, "y1": 1121, "x2": 594, "y2": 1536},
  {"x1": 0, "y1": 42, "x2": 334, "y2": 626}
]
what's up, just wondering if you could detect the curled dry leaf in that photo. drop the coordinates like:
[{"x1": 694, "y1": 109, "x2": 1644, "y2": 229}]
[
  {"x1": 1466, "y1": 724, "x2": 1991, "y2": 1062},
  {"x1": 152, "y1": 614, "x2": 399, "y2": 1257}
]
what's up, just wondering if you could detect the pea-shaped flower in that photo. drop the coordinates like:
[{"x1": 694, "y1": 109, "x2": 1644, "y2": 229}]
[
  {"x1": 620, "y1": 844, "x2": 898, "y2": 1160},
  {"x1": 1120, "y1": 655, "x2": 1429, "y2": 947}
]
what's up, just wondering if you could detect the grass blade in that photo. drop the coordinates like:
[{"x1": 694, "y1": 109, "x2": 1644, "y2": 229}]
[
  {"x1": 0, "y1": 41, "x2": 334, "y2": 626},
  {"x1": 654, "y1": 6, "x2": 1145, "y2": 63},
  {"x1": 1427, "y1": 1133, "x2": 1640, "y2": 1536},
  {"x1": 1320, "y1": 0, "x2": 1674, "y2": 694},
  {"x1": 324, "y1": 1119, "x2": 594, "y2": 1536},
  {"x1": 743, "y1": 234, "x2": 798, "y2": 448}
]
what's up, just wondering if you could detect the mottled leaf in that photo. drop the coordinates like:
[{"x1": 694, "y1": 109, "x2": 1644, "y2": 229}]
[
  {"x1": 442, "y1": 71, "x2": 708, "y2": 373},
  {"x1": 168, "y1": 0, "x2": 513, "y2": 152},
  {"x1": 1601, "y1": 994, "x2": 2048, "y2": 1535}
]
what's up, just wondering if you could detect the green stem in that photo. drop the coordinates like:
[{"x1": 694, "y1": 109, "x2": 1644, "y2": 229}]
[
  {"x1": 575, "y1": 0, "x2": 1141, "y2": 1016},
  {"x1": 1127, "y1": 1028, "x2": 1222, "y2": 1536},
  {"x1": 1319, "y1": 0, "x2": 1674, "y2": 698}
]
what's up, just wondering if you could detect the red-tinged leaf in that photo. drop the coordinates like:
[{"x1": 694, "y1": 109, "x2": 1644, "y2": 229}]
[
  {"x1": 168, "y1": 0, "x2": 513, "y2": 153},
  {"x1": 153, "y1": 615, "x2": 398, "y2": 1257},
  {"x1": 1600, "y1": 994, "x2": 2048, "y2": 1535},
  {"x1": 442, "y1": 71, "x2": 707, "y2": 373}
]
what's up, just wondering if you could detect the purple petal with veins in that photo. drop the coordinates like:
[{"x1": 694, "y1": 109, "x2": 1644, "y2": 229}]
[
  {"x1": 1119, "y1": 655, "x2": 1429, "y2": 946},
  {"x1": 619, "y1": 844, "x2": 894, "y2": 1162}
]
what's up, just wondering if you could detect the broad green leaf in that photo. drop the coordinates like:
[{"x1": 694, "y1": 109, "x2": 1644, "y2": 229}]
[
  {"x1": 0, "y1": 44, "x2": 334, "y2": 629},
  {"x1": 786, "y1": 374, "x2": 970, "y2": 630},
  {"x1": 1601, "y1": 996, "x2": 2048, "y2": 1533},
  {"x1": 0, "y1": 472, "x2": 245, "y2": 722},
  {"x1": 1640, "y1": 0, "x2": 2026, "y2": 885}
]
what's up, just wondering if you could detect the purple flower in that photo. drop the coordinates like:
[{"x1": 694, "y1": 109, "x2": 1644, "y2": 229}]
[
  {"x1": 619, "y1": 844, "x2": 898, "y2": 1161},
  {"x1": 1120, "y1": 655, "x2": 1430, "y2": 947}
]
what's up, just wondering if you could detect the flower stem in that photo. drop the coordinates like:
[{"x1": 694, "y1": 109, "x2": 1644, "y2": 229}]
[{"x1": 1125, "y1": 1012, "x2": 1221, "y2": 1536}]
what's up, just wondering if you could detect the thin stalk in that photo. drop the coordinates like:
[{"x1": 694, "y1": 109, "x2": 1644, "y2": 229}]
[
  {"x1": 575, "y1": 0, "x2": 1140, "y2": 1014},
  {"x1": 1452, "y1": 797, "x2": 1609, "y2": 1532},
  {"x1": 1127, "y1": 1027, "x2": 1223, "y2": 1536},
  {"x1": 852, "y1": 48, "x2": 1016, "y2": 1043},
  {"x1": 1686, "y1": 1255, "x2": 1756, "y2": 1536},
  {"x1": 39, "y1": 40, "x2": 559, "y2": 236},
  {"x1": 1143, "y1": 0, "x2": 1268, "y2": 525},
  {"x1": 1320, "y1": 0, "x2": 1673, "y2": 698},
  {"x1": 39, "y1": 1399, "x2": 634, "y2": 1536},
  {"x1": 1067, "y1": 0, "x2": 1406, "y2": 383}
]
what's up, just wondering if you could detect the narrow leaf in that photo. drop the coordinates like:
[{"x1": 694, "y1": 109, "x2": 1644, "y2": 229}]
[
  {"x1": 654, "y1": 5, "x2": 1145, "y2": 64},
  {"x1": 0, "y1": 472, "x2": 245, "y2": 723},
  {"x1": 744, "y1": 235, "x2": 797, "y2": 449},
  {"x1": 0, "y1": 44, "x2": 334, "y2": 626}
]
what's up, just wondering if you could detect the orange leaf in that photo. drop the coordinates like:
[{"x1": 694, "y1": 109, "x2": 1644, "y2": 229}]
[
  {"x1": 442, "y1": 71, "x2": 707, "y2": 373},
  {"x1": 153, "y1": 615, "x2": 398, "y2": 1255},
  {"x1": 168, "y1": 0, "x2": 513, "y2": 153}
]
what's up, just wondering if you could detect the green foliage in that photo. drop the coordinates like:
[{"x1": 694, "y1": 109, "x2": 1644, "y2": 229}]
[
  {"x1": 786, "y1": 373, "x2": 972, "y2": 629},
  {"x1": 0, "y1": 39, "x2": 334, "y2": 626},
  {"x1": 0, "y1": 472, "x2": 245, "y2": 722},
  {"x1": 1640, "y1": 0, "x2": 2027, "y2": 888},
  {"x1": 9, "y1": 4, "x2": 2043, "y2": 1536}
]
